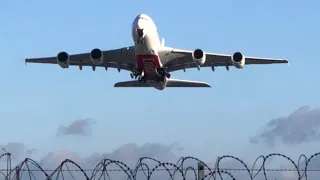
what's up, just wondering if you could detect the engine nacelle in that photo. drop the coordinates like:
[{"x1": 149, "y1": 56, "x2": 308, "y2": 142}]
[
  {"x1": 56, "y1": 51, "x2": 70, "y2": 68},
  {"x1": 231, "y1": 52, "x2": 245, "y2": 69},
  {"x1": 192, "y1": 49, "x2": 206, "y2": 66},
  {"x1": 90, "y1": 48, "x2": 104, "y2": 65}
]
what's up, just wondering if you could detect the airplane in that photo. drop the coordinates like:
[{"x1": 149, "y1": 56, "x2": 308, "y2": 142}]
[{"x1": 25, "y1": 13, "x2": 288, "y2": 91}]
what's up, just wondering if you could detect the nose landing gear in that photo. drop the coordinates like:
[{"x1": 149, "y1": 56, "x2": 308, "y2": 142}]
[
  {"x1": 136, "y1": 28, "x2": 144, "y2": 38},
  {"x1": 135, "y1": 28, "x2": 145, "y2": 44}
]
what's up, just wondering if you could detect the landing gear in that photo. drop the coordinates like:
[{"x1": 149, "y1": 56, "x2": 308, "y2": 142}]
[
  {"x1": 137, "y1": 38, "x2": 144, "y2": 44},
  {"x1": 130, "y1": 68, "x2": 147, "y2": 83},
  {"x1": 130, "y1": 72, "x2": 138, "y2": 79},
  {"x1": 136, "y1": 29, "x2": 145, "y2": 44},
  {"x1": 136, "y1": 68, "x2": 143, "y2": 76},
  {"x1": 155, "y1": 68, "x2": 170, "y2": 83},
  {"x1": 136, "y1": 28, "x2": 144, "y2": 38},
  {"x1": 130, "y1": 68, "x2": 170, "y2": 83},
  {"x1": 138, "y1": 76, "x2": 146, "y2": 83},
  {"x1": 130, "y1": 68, "x2": 144, "y2": 79},
  {"x1": 155, "y1": 75, "x2": 164, "y2": 83},
  {"x1": 166, "y1": 73, "x2": 171, "y2": 79}
]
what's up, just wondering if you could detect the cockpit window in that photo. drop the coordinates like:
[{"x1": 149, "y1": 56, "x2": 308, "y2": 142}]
[
  {"x1": 133, "y1": 14, "x2": 149, "y2": 25},
  {"x1": 140, "y1": 16, "x2": 148, "y2": 21},
  {"x1": 138, "y1": 14, "x2": 150, "y2": 21},
  {"x1": 132, "y1": 14, "x2": 156, "y2": 30}
]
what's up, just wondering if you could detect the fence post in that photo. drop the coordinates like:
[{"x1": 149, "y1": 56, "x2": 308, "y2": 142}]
[
  {"x1": 198, "y1": 162, "x2": 205, "y2": 180},
  {"x1": 16, "y1": 167, "x2": 20, "y2": 180}
]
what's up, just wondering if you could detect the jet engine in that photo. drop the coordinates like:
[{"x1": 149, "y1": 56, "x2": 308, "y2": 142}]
[
  {"x1": 90, "y1": 48, "x2": 104, "y2": 65},
  {"x1": 192, "y1": 49, "x2": 206, "y2": 66},
  {"x1": 56, "y1": 51, "x2": 70, "y2": 68},
  {"x1": 231, "y1": 52, "x2": 245, "y2": 69}
]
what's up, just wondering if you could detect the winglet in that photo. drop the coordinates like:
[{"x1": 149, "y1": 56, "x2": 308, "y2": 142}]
[{"x1": 25, "y1": 58, "x2": 27, "y2": 66}]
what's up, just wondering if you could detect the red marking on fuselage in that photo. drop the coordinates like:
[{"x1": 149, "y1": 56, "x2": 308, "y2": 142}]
[{"x1": 136, "y1": 54, "x2": 161, "y2": 80}]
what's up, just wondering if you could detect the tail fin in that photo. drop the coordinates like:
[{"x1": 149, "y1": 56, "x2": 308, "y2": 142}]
[
  {"x1": 161, "y1": 38, "x2": 165, "y2": 47},
  {"x1": 166, "y1": 79, "x2": 211, "y2": 87},
  {"x1": 114, "y1": 79, "x2": 211, "y2": 88}
]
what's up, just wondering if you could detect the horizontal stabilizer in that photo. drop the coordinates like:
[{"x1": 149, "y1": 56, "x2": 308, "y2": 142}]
[
  {"x1": 166, "y1": 79, "x2": 211, "y2": 87},
  {"x1": 114, "y1": 80, "x2": 150, "y2": 87},
  {"x1": 114, "y1": 79, "x2": 211, "y2": 88}
]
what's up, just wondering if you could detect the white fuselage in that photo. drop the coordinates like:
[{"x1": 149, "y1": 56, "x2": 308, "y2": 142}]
[{"x1": 131, "y1": 14, "x2": 168, "y2": 90}]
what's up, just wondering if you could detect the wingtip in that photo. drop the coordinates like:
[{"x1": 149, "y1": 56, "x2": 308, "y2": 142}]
[
  {"x1": 284, "y1": 59, "x2": 289, "y2": 66},
  {"x1": 202, "y1": 83, "x2": 211, "y2": 87},
  {"x1": 114, "y1": 83, "x2": 120, "y2": 87}
]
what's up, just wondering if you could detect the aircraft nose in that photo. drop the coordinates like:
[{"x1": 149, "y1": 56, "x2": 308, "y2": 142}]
[
  {"x1": 136, "y1": 18, "x2": 143, "y2": 29},
  {"x1": 132, "y1": 15, "x2": 149, "y2": 38},
  {"x1": 137, "y1": 17, "x2": 149, "y2": 29}
]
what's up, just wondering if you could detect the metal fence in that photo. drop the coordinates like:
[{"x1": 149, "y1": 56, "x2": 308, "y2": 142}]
[{"x1": 0, "y1": 152, "x2": 319, "y2": 180}]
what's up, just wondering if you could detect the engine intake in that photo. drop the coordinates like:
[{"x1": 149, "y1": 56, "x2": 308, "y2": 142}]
[
  {"x1": 56, "y1": 51, "x2": 70, "y2": 68},
  {"x1": 231, "y1": 51, "x2": 245, "y2": 69},
  {"x1": 192, "y1": 49, "x2": 206, "y2": 66},
  {"x1": 90, "y1": 48, "x2": 104, "y2": 65}
]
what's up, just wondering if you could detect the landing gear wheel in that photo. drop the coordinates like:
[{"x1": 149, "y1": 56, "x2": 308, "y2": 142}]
[
  {"x1": 156, "y1": 68, "x2": 170, "y2": 80},
  {"x1": 166, "y1": 73, "x2": 171, "y2": 79},
  {"x1": 156, "y1": 68, "x2": 166, "y2": 82},
  {"x1": 138, "y1": 76, "x2": 146, "y2": 83},
  {"x1": 136, "y1": 68, "x2": 143, "y2": 76},
  {"x1": 156, "y1": 74, "x2": 165, "y2": 83},
  {"x1": 157, "y1": 68, "x2": 165, "y2": 75}
]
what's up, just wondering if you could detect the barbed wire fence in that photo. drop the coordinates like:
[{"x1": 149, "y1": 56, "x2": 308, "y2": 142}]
[{"x1": 0, "y1": 152, "x2": 320, "y2": 180}]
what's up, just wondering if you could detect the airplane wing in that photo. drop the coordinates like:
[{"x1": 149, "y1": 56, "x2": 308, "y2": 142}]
[
  {"x1": 162, "y1": 48, "x2": 288, "y2": 72},
  {"x1": 25, "y1": 46, "x2": 137, "y2": 72}
]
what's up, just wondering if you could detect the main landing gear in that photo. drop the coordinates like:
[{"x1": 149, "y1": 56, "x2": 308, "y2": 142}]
[
  {"x1": 138, "y1": 76, "x2": 147, "y2": 83},
  {"x1": 130, "y1": 68, "x2": 146, "y2": 83},
  {"x1": 155, "y1": 68, "x2": 170, "y2": 83},
  {"x1": 130, "y1": 68, "x2": 171, "y2": 83}
]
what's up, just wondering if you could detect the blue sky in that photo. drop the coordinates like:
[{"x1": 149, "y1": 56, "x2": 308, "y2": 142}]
[{"x1": 0, "y1": 0, "x2": 319, "y2": 162}]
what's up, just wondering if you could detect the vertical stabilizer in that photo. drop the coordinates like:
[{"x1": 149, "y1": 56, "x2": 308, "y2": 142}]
[{"x1": 161, "y1": 38, "x2": 165, "y2": 47}]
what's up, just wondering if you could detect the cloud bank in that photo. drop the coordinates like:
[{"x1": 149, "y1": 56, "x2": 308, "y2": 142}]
[
  {"x1": 1, "y1": 141, "x2": 314, "y2": 180},
  {"x1": 250, "y1": 106, "x2": 320, "y2": 147},
  {"x1": 2, "y1": 106, "x2": 320, "y2": 180},
  {"x1": 0, "y1": 142, "x2": 37, "y2": 160}
]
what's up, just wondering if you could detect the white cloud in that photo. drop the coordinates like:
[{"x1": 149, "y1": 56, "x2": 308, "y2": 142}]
[{"x1": 250, "y1": 106, "x2": 320, "y2": 147}]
